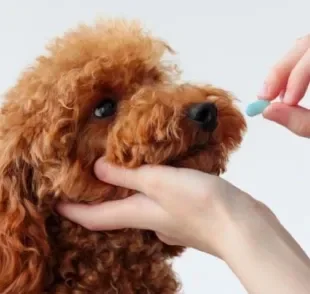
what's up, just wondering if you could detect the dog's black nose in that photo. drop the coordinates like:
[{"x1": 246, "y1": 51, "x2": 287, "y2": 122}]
[{"x1": 188, "y1": 102, "x2": 218, "y2": 132}]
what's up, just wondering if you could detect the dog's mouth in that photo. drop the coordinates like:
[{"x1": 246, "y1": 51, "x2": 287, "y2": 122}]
[
  {"x1": 167, "y1": 144, "x2": 206, "y2": 166},
  {"x1": 167, "y1": 135, "x2": 218, "y2": 166}
]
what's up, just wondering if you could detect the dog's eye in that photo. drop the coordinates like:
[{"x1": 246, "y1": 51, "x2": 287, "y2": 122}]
[{"x1": 94, "y1": 99, "x2": 117, "y2": 118}]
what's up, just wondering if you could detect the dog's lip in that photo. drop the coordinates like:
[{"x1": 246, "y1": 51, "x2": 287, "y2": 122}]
[
  {"x1": 166, "y1": 132, "x2": 219, "y2": 166},
  {"x1": 166, "y1": 140, "x2": 221, "y2": 176},
  {"x1": 166, "y1": 142, "x2": 209, "y2": 165}
]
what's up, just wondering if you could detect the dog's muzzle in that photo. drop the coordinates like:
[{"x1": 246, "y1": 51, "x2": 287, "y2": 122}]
[{"x1": 188, "y1": 102, "x2": 218, "y2": 132}]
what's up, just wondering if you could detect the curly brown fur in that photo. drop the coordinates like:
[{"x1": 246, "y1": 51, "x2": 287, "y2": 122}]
[{"x1": 0, "y1": 19, "x2": 246, "y2": 293}]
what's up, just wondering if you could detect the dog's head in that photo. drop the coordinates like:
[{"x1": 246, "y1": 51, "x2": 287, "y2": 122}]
[{"x1": 0, "y1": 19, "x2": 246, "y2": 292}]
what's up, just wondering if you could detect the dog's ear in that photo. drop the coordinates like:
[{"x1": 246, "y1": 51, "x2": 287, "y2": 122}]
[{"x1": 0, "y1": 154, "x2": 50, "y2": 293}]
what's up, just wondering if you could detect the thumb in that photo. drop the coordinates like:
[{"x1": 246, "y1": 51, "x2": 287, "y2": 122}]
[{"x1": 263, "y1": 102, "x2": 310, "y2": 137}]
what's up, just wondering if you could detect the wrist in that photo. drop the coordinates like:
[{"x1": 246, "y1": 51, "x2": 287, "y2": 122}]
[
  {"x1": 195, "y1": 190, "x2": 260, "y2": 258},
  {"x1": 220, "y1": 198, "x2": 277, "y2": 260},
  {"x1": 220, "y1": 197, "x2": 310, "y2": 293}
]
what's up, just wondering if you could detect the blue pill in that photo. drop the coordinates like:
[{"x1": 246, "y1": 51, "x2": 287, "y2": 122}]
[{"x1": 246, "y1": 100, "x2": 270, "y2": 117}]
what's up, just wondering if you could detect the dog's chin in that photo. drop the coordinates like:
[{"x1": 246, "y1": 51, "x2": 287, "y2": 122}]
[
  {"x1": 167, "y1": 144, "x2": 207, "y2": 165},
  {"x1": 167, "y1": 144, "x2": 222, "y2": 176}
]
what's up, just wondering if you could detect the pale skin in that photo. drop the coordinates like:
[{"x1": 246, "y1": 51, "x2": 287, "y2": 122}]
[{"x1": 57, "y1": 34, "x2": 310, "y2": 293}]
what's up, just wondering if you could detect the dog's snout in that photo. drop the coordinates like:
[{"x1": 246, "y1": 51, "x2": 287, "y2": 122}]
[{"x1": 188, "y1": 102, "x2": 218, "y2": 132}]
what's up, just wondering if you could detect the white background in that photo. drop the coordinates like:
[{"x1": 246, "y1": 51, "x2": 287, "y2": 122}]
[{"x1": 0, "y1": 1, "x2": 309, "y2": 293}]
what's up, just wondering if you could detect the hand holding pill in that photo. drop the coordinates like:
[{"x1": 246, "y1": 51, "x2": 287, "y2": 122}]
[{"x1": 246, "y1": 34, "x2": 310, "y2": 137}]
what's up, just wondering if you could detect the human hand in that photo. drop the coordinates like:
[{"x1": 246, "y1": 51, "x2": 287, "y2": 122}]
[
  {"x1": 258, "y1": 34, "x2": 310, "y2": 137},
  {"x1": 56, "y1": 160, "x2": 310, "y2": 294},
  {"x1": 56, "y1": 158, "x2": 256, "y2": 258}
]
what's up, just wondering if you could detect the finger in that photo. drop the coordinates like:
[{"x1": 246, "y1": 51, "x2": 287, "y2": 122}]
[
  {"x1": 283, "y1": 48, "x2": 310, "y2": 105},
  {"x1": 56, "y1": 193, "x2": 162, "y2": 231},
  {"x1": 258, "y1": 35, "x2": 310, "y2": 100},
  {"x1": 94, "y1": 158, "x2": 182, "y2": 202},
  {"x1": 94, "y1": 158, "x2": 212, "y2": 204},
  {"x1": 94, "y1": 158, "x2": 157, "y2": 194},
  {"x1": 263, "y1": 102, "x2": 310, "y2": 137}
]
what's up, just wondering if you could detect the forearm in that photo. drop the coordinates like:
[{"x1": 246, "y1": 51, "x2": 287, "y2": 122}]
[{"x1": 222, "y1": 199, "x2": 310, "y2": 294}]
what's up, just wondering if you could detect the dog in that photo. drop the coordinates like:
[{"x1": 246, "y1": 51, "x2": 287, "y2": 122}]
[{"x1": 0, "y1": 19, "x2": 246, "y2": 293}]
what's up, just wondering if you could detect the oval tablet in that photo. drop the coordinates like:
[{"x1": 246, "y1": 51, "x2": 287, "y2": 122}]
[{"x1": 246, "y1": 100, "x2": 270, "y2": 117}]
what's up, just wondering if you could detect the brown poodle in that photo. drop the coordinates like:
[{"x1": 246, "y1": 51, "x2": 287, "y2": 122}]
[{"x1": 0, "y1": 19, "x2": 246, "y2": 293}]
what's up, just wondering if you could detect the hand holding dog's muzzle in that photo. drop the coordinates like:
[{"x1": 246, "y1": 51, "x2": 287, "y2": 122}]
[{"x1": 57, "y1": 157, "x2": 256, "y2": 259}]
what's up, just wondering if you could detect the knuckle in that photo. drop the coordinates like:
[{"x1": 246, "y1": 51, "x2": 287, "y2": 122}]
[
  {"x1": 288, "y1": 67, "x2": 303, "y2": 82},
  {"x1": 287, "y1": 114, "x2": 310, "y2": 137},
  {"x1": 198, "y1": 177, "x2": 218, "y2": 203},
  {"x1": 141, "y1": 165, "x2": 163, "y2": 195},
  {"x1": 269, "y1": 63, "x2": 288, "y2": 80},
  {"x1": 121, "y1": 169, "x2": 132, "y2": 188},
  {"x1": 289, "y1": 55, "x2": 310, "y2": 81},
  {"x1": 294, "y1": 120, "x2": 310, "y2": 137}
]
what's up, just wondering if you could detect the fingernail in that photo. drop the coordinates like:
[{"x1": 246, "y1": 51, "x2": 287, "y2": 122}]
[
  {"x1": 258, "y1": 83, "x2": 270, "y2": 98},
  {"x1": 94, "y1": 157, "x2": 109, "y2": 180}
]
